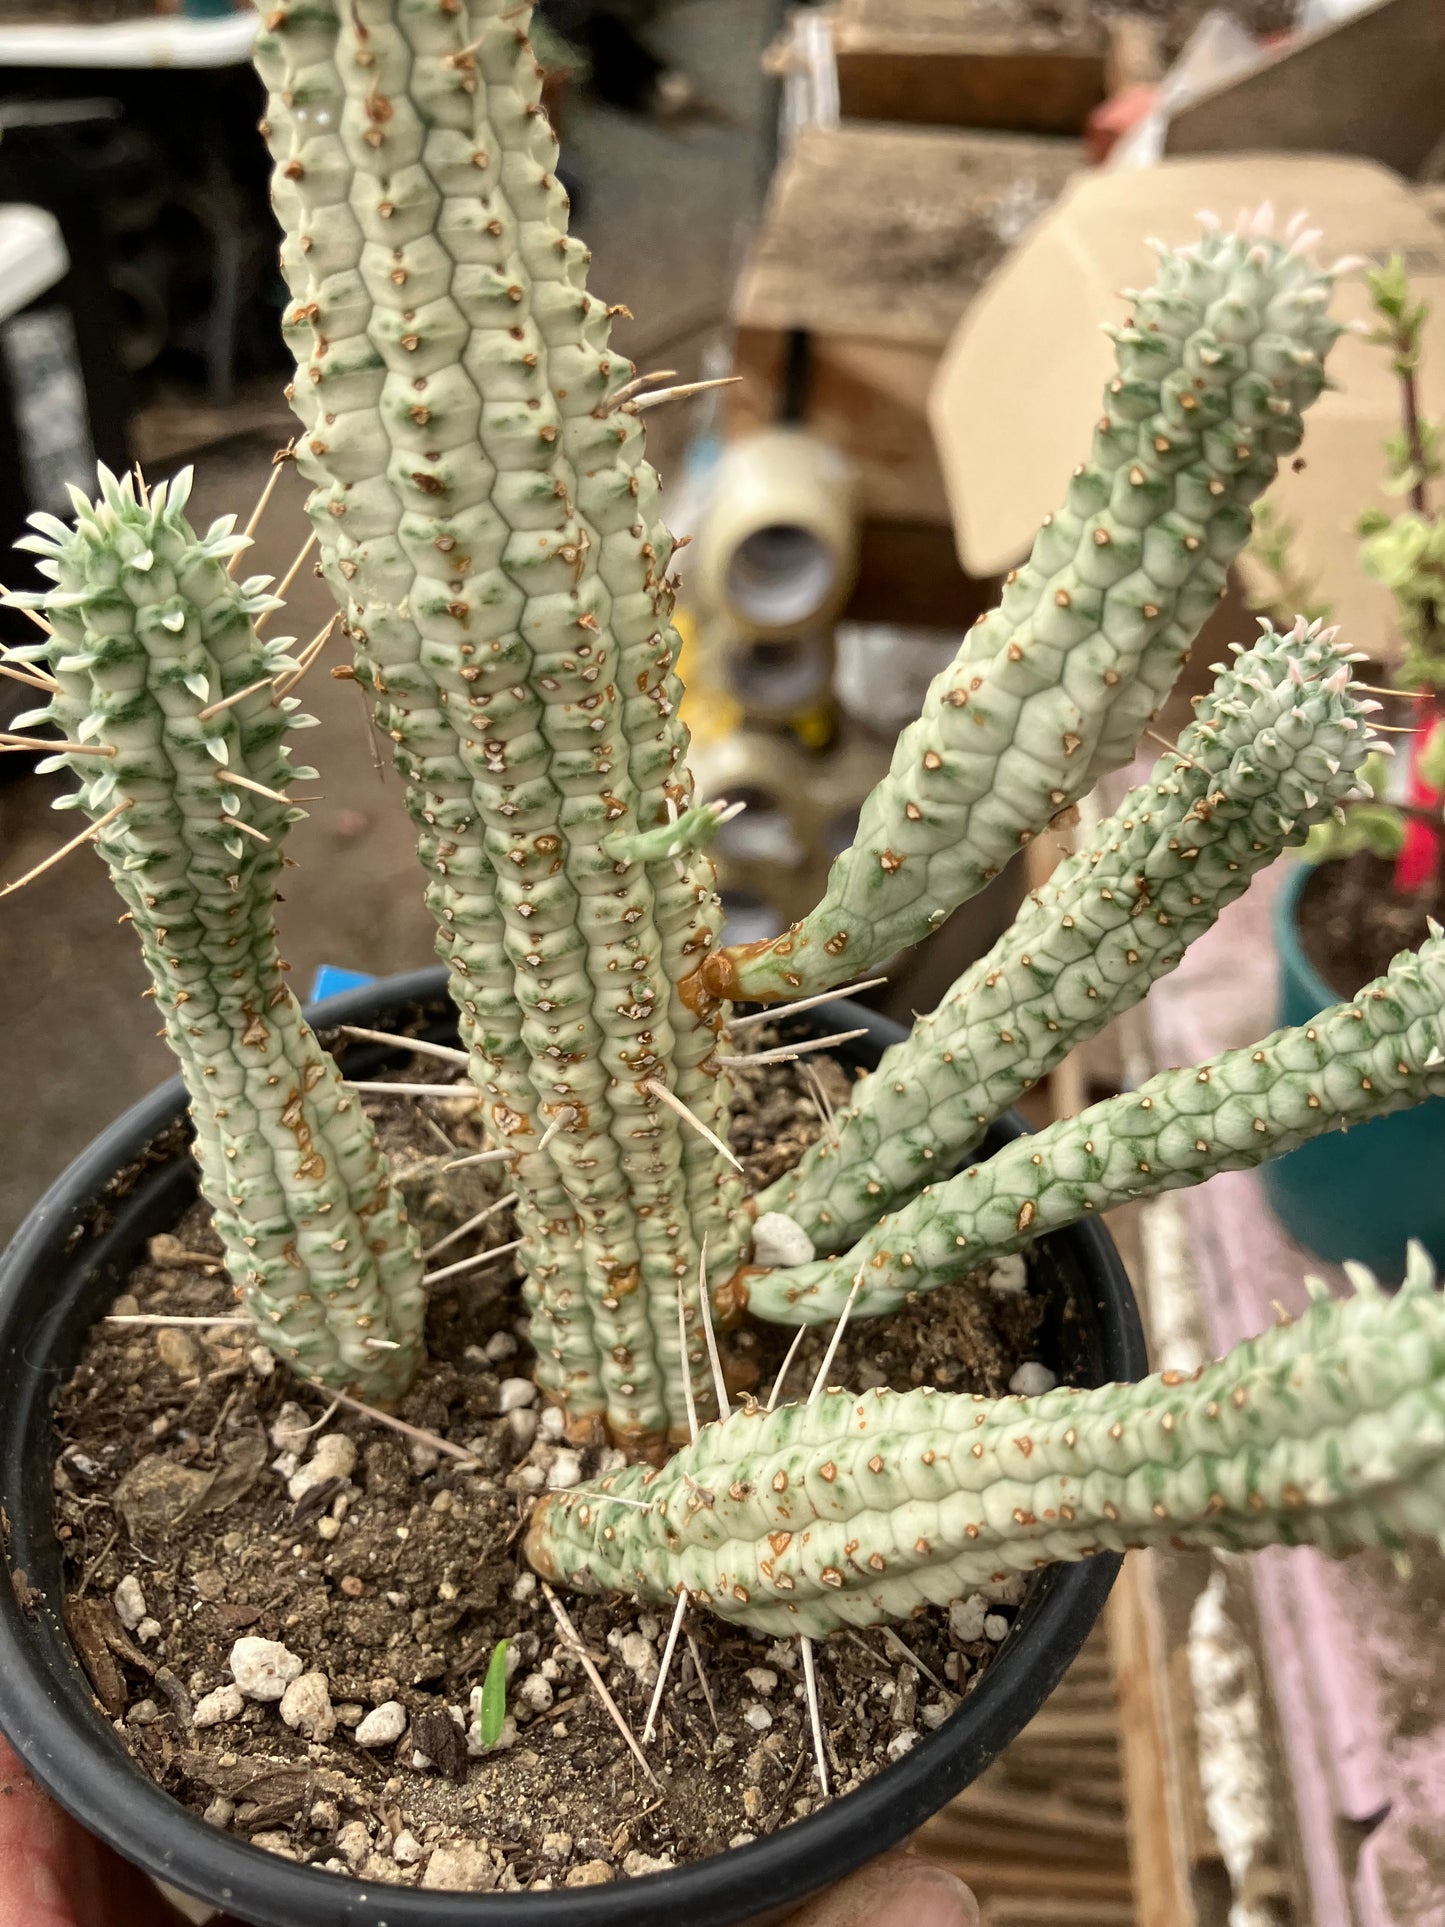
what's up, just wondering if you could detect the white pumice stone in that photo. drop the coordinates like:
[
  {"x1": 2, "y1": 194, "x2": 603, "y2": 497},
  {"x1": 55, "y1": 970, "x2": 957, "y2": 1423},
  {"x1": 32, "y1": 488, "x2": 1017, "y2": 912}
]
[
  {"x1": 229, "y1": 1637, "x2": 304, "y2": 1702},
  {"x1": 752, "y1": 1212, "x2": 816, "y2": 1269},
  {"x1": 353, "y1": 1700, "x2": 407, "y2": 1747}
]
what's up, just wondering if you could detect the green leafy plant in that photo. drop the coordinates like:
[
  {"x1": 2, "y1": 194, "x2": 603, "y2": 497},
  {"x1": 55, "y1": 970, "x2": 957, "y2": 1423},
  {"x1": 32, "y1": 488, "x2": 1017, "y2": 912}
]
[
  {"x1": 473, "y1": 1636, "x2": 513, "y2": 1749},
  {"x1": 1259, "y1": 256, "x2": 1445, "y2": 905}
]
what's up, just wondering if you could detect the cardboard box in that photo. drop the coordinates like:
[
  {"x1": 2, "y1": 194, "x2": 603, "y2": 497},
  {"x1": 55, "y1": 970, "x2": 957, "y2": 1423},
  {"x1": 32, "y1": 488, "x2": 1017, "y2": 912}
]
[
  {"x1": 1166, "y1": 0, "x2": 1445, "y2": 181},
  {"x1": 830, "y1": 0, "x2": 1107, "y2": 136},
  {"x1": 928, "y1": 154, "x2": 1445, "y2": 663},
  {"x1": 731, "y1": 122, "x2": 1079, "y2": 524}
]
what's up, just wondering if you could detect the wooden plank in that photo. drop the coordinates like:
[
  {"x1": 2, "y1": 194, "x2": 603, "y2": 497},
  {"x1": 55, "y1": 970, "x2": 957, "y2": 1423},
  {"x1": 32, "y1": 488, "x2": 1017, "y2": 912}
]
[
  {"x1": 1106, "y1": 1554, "x2": 1200, "y2": 1927},
  {"x1": 729, "y1": 124, "x2": 1078, "y2": 524},
  {"x1": 735, "y1": 124, "x2": 1080, "y2": 351},
  {"x1": 832, "y1": 0, "x2": 1107, "y2": 134}
]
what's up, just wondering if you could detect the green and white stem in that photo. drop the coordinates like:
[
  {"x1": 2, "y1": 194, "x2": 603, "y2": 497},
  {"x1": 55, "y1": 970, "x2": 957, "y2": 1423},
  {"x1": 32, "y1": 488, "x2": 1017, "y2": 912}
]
[
  {"x1": 6, "y1": 469, "x2": 425, "y2": 1398},
  {"x1": 528, "y1": 1244, "x2": 1445, "y2": 1638},
  {"x1": 760, "y1": 616, "x2": 1380, "y2": 1256},
  {"x1": 700, "y1": 209, "x2": 1346, "y2": 1006},
  {"x1": 252, "y1": 0, "x2": 748, "y2": 1445},
  {"x1": 748, "y1": 928, "x2": 1445, "y2": 1327}
]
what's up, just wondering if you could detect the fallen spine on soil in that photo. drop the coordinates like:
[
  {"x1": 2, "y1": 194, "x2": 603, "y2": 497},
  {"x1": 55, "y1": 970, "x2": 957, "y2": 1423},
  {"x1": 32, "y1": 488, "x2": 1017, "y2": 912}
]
[{"x1": 527, "y1": 1246, "x2": 1445, "y2": 1638}]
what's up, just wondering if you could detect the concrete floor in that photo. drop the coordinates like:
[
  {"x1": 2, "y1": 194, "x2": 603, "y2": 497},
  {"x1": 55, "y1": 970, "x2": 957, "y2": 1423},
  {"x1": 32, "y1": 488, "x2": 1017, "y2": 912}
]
[{"x1": 0, "y1": 0, "x2": 776, "y2": 1240}]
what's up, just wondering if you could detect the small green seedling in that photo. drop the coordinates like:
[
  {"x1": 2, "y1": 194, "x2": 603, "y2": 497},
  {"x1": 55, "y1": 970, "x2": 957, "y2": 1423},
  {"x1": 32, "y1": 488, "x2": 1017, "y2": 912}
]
[{"x1": 472, "y1": 1638, "x2": 513, "y2": 1751}]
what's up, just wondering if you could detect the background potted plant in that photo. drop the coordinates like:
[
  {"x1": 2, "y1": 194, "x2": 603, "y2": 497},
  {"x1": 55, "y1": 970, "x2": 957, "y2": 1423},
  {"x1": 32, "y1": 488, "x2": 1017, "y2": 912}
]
[
  {"x1": 0, "y1": 7, "x2": 1444, "y2": 1923},
  {"x1": 1254, "y1": 257, "x2": 1445, "y2": 1272}
]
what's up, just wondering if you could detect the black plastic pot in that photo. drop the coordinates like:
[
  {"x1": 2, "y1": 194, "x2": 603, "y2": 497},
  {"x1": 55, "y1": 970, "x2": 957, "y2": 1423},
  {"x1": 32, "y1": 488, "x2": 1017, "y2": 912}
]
[{"x1": 0, "y1": 968, "x2": 1147, "y2": 1927}]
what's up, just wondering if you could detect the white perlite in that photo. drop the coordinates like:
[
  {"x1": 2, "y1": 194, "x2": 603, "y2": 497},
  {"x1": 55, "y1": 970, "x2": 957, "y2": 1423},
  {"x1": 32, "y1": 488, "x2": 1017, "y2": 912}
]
[
  {"x1": 287, "y1": 1432, "x2": 357, "y2": 1503},
  {"x1": 280, "y1": 1671, "x2": 336, "y2": 1742},
  {"x1": 751, "y1": 1212, "x2": 816, "y2": 1269},
  {"x1": 498, "y1": 1378, "x2": 537, "y2": 1413},
  {"x1": 423, "y1": 1842, "x2": 498, "y2": 1892},
  {"x1": 1008, "y1": 1361, "x2": 1057, "y2": 1397},
  {"x1": 113, "y1": 1575, "x2": 147, "y2": 1631},
  {"x1": 193, "y1": 1685, "x2": 245, "y2": 1729},
  {"x1": 229, "y1": 1637, "x2": 304, "y2": 1703},
  {"x1": 985, "y1": 1253, "x2": 1028, "y2": 1295},
  {"x1": 353, "y1": 1700, "x2": 407, "y2": 1747},
  {"x1": 948, "y1": 1595, "x2": 988, "y2": 1643}
]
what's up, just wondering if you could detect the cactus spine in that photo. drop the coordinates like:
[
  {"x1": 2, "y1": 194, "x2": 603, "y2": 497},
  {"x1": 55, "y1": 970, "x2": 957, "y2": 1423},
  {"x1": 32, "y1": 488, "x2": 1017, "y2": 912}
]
[
  {"x1": 763, "y1": 618, "x2": 1378, "y2": 1255},
  {"x1": 12, "y1": 470, "x2": 425, "y2": 1398},
  {"x1": 697, "y1": 219, "x2": 1345, "y2": 1007},
  {"x1": 528, "y1": 1245, "x2": 1445, "y2": 1638},
  {"x1": 252, "y1": 0, "x2": 748, "y2": 1446},
  {"x1": 748, "y1": 928, "x2": 1445, "y2": 1327}
]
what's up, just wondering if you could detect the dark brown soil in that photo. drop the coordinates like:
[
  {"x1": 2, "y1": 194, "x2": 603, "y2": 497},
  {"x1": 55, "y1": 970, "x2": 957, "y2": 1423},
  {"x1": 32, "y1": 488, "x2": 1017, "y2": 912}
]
[
  {"x1": 53, "y1": 1038, "x2": 1060, "y2": 1896},
  {"x1": 1295, "y1": 853, "x2": 1445, "y2": 1001}
]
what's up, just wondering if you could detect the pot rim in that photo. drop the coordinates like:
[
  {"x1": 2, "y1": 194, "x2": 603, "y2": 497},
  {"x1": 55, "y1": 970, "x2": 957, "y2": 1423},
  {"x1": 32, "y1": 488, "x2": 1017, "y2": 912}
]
[{"x1": 0, "y1": 967, "x2": 1146, "y2": 1927}]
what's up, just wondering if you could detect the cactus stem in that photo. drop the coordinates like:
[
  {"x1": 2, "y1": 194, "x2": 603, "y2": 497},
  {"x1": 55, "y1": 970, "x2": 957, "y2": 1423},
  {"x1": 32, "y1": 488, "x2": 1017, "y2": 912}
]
[
  {"x1": 768, "y1": 1324, "x2": 810, "y2": 1413},
  {"x1": 729, "y1": 977, "x2": 890, "y2": 1031},
  {"x1": 1, "y1": 799, "x2": 131, "y2": 897},
  {"x1": 643, "y1": 1077, "x2": 745, "y2": 1173},
  {"x1": 423, "y1": 1235, "x2": 524, "y2": 1288},
  {"x1": 336, "y1": 1026, "x2": 470, "y2": 1069},
  {"x1": 642, "y1": 1588, "x2": 690, "y2": 1743},
  {"x1": 421, "y1": 1193, "x2": 518, "y2": 1263},
  {"x1": 542, "y1": 1583, "x2": 660, "y2": 1786},
  {"x1": 717, "y1": 1027, "x2": 870, "y2": 1070},
  {"x1": 801, "y1": 1635, "x2": 830, "y2": 1794}
]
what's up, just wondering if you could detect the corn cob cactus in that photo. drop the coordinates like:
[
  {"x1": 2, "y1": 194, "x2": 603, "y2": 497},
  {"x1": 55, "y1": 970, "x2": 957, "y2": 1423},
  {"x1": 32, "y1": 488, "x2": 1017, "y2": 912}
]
[
  {"x1": 528, "y1": 1244, "x2": 1445, "y2": 1638},
  {"x1": 696, "y1": 214, "x2": 1347, "y2": 1006},
  {"x1": 748, "y1": 928, "x2": 1445, "y2": 1327},
  {"x1": 251, "y1": 0, "x2": 749, "y2": 1448},
  {"x1": 8, "y1": 469, "x2": 425, "y2": 1398},
  {"x1": 761, "y1": 617, "x2": 1379, "y2": 1257}
]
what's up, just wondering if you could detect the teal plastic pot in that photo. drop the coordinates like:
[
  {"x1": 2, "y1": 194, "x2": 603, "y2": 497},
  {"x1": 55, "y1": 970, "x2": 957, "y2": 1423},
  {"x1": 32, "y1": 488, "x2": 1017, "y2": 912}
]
[{"x1": 1260, "y1": 862, "x2": 1445, "y2": 1278}]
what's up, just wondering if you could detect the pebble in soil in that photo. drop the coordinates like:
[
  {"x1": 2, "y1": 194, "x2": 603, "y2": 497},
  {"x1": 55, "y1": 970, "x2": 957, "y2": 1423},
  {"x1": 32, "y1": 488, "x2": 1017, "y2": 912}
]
[{"x1": 53, "y1": 1031, "x2": 1067, "y2": 1894}]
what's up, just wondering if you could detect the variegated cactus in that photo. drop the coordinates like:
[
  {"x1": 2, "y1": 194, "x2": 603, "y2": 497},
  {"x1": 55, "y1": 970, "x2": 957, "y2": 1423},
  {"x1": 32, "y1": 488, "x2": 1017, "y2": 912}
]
[
  {"x1": 529, "y1": 1245, "x2": 1445, "y2": 1638},
  {"x1": 9, "y1": 0, "x2": 1442, "y2": 1650},
  {"x1": 7, "y1": 470, "x2": 425, "y2": 1398}
]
